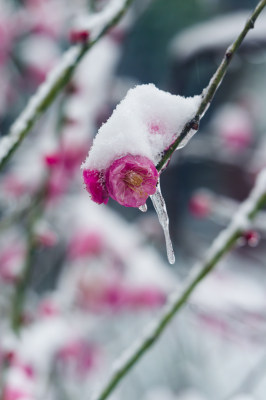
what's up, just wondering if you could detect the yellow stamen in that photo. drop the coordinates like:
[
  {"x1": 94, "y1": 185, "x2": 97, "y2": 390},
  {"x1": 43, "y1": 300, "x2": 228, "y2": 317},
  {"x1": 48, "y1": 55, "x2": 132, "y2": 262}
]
[{"x1": 124, "y1": 171, "x2": 143, "y2": 188}]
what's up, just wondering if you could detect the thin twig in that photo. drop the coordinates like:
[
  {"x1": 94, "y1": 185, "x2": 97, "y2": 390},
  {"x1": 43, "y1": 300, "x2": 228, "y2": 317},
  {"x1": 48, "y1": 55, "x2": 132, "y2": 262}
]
[
  {"x1": 10, "y1": 90, "x2": 70, "y2": 332},
  {"x1": 10, "y1": 180, "x2": 49, "y2": 333},
  {"x1": 157, "y1": 0, "x2": 266, "y2": 172},
  {"x1": 91, "y1": 168, "x2": 266, "y2": 400},
  {"x1": 88, "y1": 3, "x2": 266, "y2": 398},
  {"x1": 0, "y1": 0, "x2": 135, "y2": 171}
]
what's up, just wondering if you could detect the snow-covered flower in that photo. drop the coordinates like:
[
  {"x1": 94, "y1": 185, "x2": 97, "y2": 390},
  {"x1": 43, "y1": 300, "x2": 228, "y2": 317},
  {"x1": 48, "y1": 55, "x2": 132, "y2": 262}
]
[
  {"x1": 83, "y1": 154, "x2": 158, "y2": 207},
  {"x1": 82, "y1": 84, "x2": 200, "y2": 208}
]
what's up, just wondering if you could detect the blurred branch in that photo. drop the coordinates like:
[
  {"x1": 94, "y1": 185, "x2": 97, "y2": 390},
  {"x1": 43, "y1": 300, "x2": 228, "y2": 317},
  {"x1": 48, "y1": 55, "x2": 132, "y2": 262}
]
[
  {"x1": 0, "y1": 182, "x2": 47, "y2": 232},
  {"x1": 157, "y1": 0, "x2": 266, "y2": 172},
  {"x1": 11, "y1": 213, "x2": 37, "y2": 332},
  {"x1": 91, "y1": 168, "x2": 266, "y2": 400},
  {"x1": 0, "y1": 0, "x2": 135, "y2": 171},
  {"x1": 10, "y1": 181, "x2": 48, "y2": 333},
  {"x1": 10, "y1": 87, "x2": 71, "y2": 332}
]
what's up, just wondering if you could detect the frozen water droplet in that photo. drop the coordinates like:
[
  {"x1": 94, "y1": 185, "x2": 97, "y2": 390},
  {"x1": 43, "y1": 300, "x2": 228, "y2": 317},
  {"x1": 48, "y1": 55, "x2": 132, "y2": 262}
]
[
  {"x1": 150, "y1": 181, "x2": 175, "y2": 264},
  {"x1": 139, "y1": 203, "x2": 147, "y2": 212}
]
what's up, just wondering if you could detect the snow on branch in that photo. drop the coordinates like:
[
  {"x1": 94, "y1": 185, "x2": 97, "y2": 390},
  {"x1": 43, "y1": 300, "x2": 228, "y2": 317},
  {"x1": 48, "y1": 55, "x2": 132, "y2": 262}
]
[
  {"x1": 157, "y1": 0, "x2": 266, "y2": 172},
  {"x1": 73, "y1": 0, "x2": 132, "y2": 41},
  {"x1": 91, "y1": 167, "x2": 266, "y2": 400},
  {"x1": 0, "y1": 0, "x2": 135, "y2": 171}
]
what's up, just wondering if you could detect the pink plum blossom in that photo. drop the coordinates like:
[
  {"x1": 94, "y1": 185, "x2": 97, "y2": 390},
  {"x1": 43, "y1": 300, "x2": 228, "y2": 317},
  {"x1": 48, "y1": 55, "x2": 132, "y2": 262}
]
[
  {"x1": 83, "y1": 169, "x2": 109, "y2": 205},
  {"x1": 83, "y1": 155, "x2": 158, "y2": 207},
  {"x1": 106, "y1": 155, "x2": 158, "y2": 207}
]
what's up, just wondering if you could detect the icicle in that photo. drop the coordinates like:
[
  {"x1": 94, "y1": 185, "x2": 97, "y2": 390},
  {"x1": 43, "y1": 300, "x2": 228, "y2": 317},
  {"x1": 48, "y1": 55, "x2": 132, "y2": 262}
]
[
  {"x1": 150, "y1": 181, "x2": 175, "y2": 264},
  {"x1": 139, "y1": 203, "x2": 147, "y2": 212}
]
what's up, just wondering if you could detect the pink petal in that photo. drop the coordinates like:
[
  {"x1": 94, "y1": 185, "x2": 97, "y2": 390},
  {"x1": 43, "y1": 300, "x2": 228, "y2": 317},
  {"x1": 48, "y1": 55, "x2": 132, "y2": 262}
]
[
  {"x1": 83, "y1": 169, "x2": 109, "y2": 205},
  {"x1": 106, "y1": 154, "x2": 158, "y2": 208}
]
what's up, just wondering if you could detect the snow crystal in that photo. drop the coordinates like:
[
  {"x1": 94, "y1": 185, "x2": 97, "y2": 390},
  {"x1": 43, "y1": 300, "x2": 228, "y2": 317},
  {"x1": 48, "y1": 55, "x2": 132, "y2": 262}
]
[{"x1": 82, "y1": 84, "x2": 201, "y2": 171}]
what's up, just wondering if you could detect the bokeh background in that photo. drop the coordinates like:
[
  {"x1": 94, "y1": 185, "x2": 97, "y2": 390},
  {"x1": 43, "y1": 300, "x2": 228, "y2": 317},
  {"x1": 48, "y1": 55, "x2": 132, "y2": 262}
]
[{"x1": 0, "y1": 1, "x2": 266, "y2": 400}]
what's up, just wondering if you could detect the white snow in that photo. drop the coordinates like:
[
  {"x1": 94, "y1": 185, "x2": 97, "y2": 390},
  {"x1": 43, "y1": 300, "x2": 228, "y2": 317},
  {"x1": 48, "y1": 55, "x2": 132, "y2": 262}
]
[
  {"x1": 18, "y1": 36, "x2": 60, "y2": 70},
  {"x1": 0, "y1": 46, "x2": 80, "y2": 166},
  {"x1": 170, "y1": 11, "x2": 266, "y2": 61},
  {"x1": 193, "y1": 271, "x2": 266, "y2": 313},
  {"x1": 204, "y1": 168, "x2": 266, "y2": 263},
  {"x1": 73, "y1": 0, "x2": 132, "y2": 41},
  {"x1": 82, "y1": 84, "x2": 201, "y2": 171},
  {"x1": 56, "y1": 192, "x2": 176, "y2": 292},
  {"x1": 82, "y1": 84, "x2": 200, "y2": 264}
]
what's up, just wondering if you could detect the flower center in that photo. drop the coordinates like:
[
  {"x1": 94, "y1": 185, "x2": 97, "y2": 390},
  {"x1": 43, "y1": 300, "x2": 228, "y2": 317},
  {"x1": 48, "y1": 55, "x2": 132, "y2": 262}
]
[{"x1": 124, "y1": 171, "x2": 143, "y2": 188}]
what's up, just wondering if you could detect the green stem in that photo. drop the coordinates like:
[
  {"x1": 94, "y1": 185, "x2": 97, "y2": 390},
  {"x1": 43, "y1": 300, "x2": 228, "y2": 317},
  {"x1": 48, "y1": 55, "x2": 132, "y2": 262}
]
[
  {"x1": 157, "y1": 0, "x2": 266, "y2": 172},
  {"x1": 92, "y1": 170, "x2": 266, "y2": 400},
  {"x1": 11, "y1": 219, "x2": 36, "y2": 332},
  {"x1": 10, "y1": 179, "x2": 48, "y2": 333},
  {"x1": 0, "y1": 0, "x2": 136, "y2": 171}
]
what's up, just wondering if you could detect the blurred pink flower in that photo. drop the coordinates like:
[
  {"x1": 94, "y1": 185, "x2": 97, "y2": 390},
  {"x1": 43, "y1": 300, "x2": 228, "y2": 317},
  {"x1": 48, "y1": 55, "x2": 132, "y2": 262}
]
[
  {"x1": 189, "y1": 191, "x2": 212, "y2": 218},
  {"x1": 44, "y1": 141, "x2": 87, "y2": 173},
  {"x1": 38, "y1": 298, "x2": 60, "y2": 318},
  {"x1": 2, "y1": 175, "x2": 30, "y2": 197},
  {"x1": 0, "y1": 244, "x2": 25, "y2": 283},
  {"x1": 68, "y1": 230, "x2": 103, "y2": 260},
  {"x1": 3, "y1": 387, "x2": 31, "y2": 400},
  {"x1": 35, "y1": 229, "x2": 58, "y2": 248},
  {"x1": 221, "y1": 126, "x2": 253, "y2": 152},
  {"x1": 129, "y1": 287, "x2": 166, "y2": 308},
  {"x1": 106, "y1": 154, "x2": 158, "y2": 207},
  {"x1": 243, "y1": 230, "x2": 260, "y2": 247},
  {"x1": 77, "y1": 279, "x2": 166, "y2": 312},
  {"x1": 83, "y1": 169, "x2": 109, "y2": 205},
  {"x1": 69, "y1": 30, "x2": 90, "y2": 44},
  {"x1": 102, "y1": 284, "x2": 166, "y2": 310},
  {"x1": 57, "y1": 339, "x2": 98, "y2": 376},
  {"x1": 1, "y1": 350, "x2": 17, "y2": 366},
  {"x1": 46, "y1": 169, "x2": 69, "y2": 201}
]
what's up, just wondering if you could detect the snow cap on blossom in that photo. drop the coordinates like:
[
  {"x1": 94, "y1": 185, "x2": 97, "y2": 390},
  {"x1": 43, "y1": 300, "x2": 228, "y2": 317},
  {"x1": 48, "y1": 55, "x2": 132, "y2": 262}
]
[{"x1": 82, "y1": 84, "x2": 201, "y2": 206}]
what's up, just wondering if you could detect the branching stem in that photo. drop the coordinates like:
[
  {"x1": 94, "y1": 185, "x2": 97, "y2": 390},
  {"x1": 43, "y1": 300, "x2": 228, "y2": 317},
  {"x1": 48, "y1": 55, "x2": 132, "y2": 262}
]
[
  {"x1": 91, "y1": 168, "x2": 266, "y2": 400},
  {"x1": 10, "y1": 180, "x2": 48, "y2": 332},
  {"x1": 157, "y1": 0, "x2": 266, "y2": 172},
  {"x1": 90, "y1": 0, "x2": 266, "y2": 398}
]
